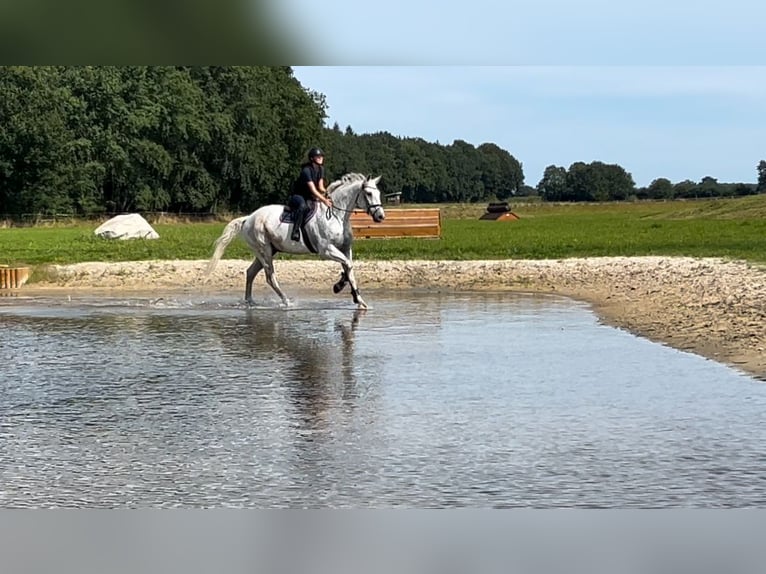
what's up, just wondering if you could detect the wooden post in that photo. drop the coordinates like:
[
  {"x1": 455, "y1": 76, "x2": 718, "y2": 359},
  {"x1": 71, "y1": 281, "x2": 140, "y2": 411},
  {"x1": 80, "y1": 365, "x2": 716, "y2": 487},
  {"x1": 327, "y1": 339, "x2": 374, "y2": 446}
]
[{"x1": 0, "y1": 267, "x2": 30, "y2": 289}]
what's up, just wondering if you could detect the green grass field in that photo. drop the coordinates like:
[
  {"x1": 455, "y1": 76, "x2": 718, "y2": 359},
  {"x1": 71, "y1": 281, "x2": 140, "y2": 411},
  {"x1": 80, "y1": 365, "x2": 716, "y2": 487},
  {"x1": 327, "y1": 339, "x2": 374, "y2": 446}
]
[{"x1": 2, "y1": 196, "x2": 765, "y2": 270}]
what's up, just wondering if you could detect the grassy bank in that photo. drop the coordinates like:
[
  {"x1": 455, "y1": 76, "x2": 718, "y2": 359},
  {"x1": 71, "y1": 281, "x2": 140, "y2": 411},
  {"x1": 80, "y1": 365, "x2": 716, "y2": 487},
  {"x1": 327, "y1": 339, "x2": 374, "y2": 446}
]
[{"x1": 2, "y1": 196, "x2": 765, "y2": 270}]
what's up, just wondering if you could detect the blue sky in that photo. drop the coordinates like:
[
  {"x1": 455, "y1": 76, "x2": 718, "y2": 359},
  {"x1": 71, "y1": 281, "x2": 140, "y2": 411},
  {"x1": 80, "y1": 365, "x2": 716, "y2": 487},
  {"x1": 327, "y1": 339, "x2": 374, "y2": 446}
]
[
  {"x1": 292, "y1": 66, "x2": 765, "y2": 188},
  {"x1": 283, "y1": 1, "x2": 765, "y2": 188},
  {"x1": 273, "y1": 0, "x2": 764, "y2": 65}
]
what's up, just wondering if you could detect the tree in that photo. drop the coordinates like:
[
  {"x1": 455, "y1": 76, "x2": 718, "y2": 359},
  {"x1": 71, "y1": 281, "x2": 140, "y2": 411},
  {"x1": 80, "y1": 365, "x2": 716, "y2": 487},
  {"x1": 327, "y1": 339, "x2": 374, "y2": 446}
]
[
  {"x1": 564, "y1": 161, "x2": 635, "y2": 202},
  {"x1": 0, "y1": 67, "x2": 96, "y2": 215},
  {"x1": 673, "y1": 179, "x2": 698, "y2": 199},
  {"x1": 187, "y1": 66, "x2": 326, "y2": 209},
  {"x1": 758, "y1": 160, "x2": 766, "y2": 192},
  {"x1": 599, "y1": 163, "x2": 635, "y2": 201},
  {"x1": 646, "y1": 178, "x2": 674, "y2": 200},
  {"x1": 565, "y1": 162, "x2": 594, "y2": 201},
  {"x1": 697, "y1": 176, "x2": 719, "y2": 198},
  {"x1": 537, "y1": 165, "x2": 568, "y2": 201},
  {"x1": 399, "y1": 138, "x2": 436, "y2": 203},
  {"x1": 477, "y1": 142, "x2": 524, "y2": 200}
]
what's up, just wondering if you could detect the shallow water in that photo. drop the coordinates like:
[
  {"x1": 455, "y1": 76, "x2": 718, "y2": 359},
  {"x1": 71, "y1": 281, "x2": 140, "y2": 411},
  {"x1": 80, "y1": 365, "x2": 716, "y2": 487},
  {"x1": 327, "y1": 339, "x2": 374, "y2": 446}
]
[{"x1": 1, "y1": 290, "x2": 764, "y2": 507}]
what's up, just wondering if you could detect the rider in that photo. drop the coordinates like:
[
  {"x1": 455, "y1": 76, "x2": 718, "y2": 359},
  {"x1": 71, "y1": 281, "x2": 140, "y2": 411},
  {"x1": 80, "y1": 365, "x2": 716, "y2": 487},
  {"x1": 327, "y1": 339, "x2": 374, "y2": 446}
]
[{"x1": 288, "y1": 147, "x2": 333, "y2": 242}]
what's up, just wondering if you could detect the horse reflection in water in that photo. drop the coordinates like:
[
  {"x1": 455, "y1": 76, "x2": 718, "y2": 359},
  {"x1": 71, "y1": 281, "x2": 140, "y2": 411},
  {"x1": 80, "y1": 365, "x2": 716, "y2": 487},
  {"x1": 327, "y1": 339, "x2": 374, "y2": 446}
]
[{"x1": 232, "y1": 308, "x2": 373, "y2": 435}]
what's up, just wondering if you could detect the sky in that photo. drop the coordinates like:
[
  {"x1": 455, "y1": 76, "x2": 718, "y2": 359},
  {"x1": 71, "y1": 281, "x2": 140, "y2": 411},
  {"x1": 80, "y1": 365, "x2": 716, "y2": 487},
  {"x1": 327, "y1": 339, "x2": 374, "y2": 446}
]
[
  {"x1": 292, "y1": 66, "x2": 766, "y2": 188},
  {"x1": 278, "y1": 0, "x2": 766, "y2": 189}
]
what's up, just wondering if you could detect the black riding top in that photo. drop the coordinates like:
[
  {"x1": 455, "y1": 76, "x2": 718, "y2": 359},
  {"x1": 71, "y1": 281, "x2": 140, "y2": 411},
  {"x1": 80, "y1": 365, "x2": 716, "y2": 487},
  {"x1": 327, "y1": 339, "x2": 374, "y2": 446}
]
[{"x1": 295, "y1": 163, "x2": 325, "y2": 200}]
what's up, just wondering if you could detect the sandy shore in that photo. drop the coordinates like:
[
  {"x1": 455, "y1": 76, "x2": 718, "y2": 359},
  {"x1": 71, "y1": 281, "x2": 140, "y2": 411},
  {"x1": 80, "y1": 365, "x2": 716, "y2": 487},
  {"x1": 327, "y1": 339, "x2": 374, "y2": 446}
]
[{"x1": 24, "y1": 256, "x2": 766, "y2": 380}]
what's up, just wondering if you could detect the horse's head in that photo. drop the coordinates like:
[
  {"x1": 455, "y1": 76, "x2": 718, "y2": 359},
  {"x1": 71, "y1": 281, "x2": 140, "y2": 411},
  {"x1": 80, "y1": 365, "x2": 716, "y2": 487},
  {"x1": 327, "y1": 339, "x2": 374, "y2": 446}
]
[{"x1": 357, "y1": 175, "x2": 386, "y2": 222}]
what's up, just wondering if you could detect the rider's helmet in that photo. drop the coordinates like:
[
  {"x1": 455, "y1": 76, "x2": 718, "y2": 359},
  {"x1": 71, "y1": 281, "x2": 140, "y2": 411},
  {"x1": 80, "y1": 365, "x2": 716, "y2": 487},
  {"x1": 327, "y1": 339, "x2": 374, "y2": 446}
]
[{"x1": 308, "y1": 147, "x2": 324, "y2": 160}]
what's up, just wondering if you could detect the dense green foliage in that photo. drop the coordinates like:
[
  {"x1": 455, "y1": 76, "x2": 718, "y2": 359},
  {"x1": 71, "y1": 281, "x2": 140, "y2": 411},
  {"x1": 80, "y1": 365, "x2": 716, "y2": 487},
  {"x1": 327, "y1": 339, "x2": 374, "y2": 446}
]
[
  {"x1": 0, "y1": 66, "x2": 524, "y2": 218},
  {"x1": 320, "y1": 128, "x2": 523, "y2": 203},
  {"x1": 1, "y1": 66, "x2": 762, "y2": 217},
  {"x1": 4, "y1": 196, "x2": 765, "y2": 270},
  {"x1": 0, "y1": 66, "x2": 326, "y2": 216}
]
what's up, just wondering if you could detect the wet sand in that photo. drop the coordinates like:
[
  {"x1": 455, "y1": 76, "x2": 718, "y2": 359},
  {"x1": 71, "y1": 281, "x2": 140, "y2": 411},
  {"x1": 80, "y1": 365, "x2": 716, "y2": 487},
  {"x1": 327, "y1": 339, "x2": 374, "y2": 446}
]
[{"x1": 24, "y1": 256, "x2": 766, "y2": 380}]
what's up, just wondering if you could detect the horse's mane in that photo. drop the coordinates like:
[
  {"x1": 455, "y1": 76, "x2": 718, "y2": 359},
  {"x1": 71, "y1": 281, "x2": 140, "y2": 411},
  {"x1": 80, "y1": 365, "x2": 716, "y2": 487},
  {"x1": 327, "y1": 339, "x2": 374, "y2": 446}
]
[{"x1": 327, "y1": 173, "x2": 365, "y2": 195}]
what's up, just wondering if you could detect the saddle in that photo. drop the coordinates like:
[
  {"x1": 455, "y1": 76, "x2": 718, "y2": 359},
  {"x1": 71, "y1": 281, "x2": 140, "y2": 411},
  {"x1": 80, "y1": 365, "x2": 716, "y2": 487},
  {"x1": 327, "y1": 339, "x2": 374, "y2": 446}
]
[
  {"x1": 280, "y1": 200, "x2": 318, "y2": 224},
  {"x1": 281, "y1": 200, "x2": 319, "y2": 253}
]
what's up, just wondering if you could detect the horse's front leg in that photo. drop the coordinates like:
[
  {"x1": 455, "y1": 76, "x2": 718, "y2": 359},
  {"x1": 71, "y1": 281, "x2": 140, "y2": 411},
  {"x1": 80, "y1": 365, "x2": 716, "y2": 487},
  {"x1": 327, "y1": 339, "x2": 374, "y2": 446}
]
[
  {"x1": 343, "y1": 263, "x2": 366, "y2": 308},
  {"x1": 333, "y1": 271, "x2": 348, "y2": 294},
  {"x1": 332, "y1": 245, "x2": 354, "y2": 293},
  {"x1": 342, "y1": 246, "x2": 366, "y2": 307},
  {"x1": 322, "y1": 246, "x2": 367, "y2": 309}
]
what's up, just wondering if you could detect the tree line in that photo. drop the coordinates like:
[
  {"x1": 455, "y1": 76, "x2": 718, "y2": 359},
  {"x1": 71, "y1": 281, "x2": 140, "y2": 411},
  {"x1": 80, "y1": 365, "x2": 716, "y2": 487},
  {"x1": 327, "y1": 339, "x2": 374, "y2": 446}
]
[
  {"x1": 0, "y1": 66, "x2": 523, "y2": 218},
  {"x1": 319, "y1": 126, "x2": 523, "y2": 203},
  {"x1": 535, "y1": 162, "x2": 763, "y2": 202},
  {"x1": 0, "y1": 66, "x2": 326, "y2": 217},
  {"x1": 1, "y1": 66, "x2": 763, "y2": 219}
]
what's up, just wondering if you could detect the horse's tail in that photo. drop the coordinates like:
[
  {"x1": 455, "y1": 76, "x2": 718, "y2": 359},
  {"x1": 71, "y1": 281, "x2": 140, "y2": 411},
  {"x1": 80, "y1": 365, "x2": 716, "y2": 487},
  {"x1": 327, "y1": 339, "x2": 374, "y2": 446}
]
[{"x1": 206, "y1": 216, "x2": 248, "y2": 276}]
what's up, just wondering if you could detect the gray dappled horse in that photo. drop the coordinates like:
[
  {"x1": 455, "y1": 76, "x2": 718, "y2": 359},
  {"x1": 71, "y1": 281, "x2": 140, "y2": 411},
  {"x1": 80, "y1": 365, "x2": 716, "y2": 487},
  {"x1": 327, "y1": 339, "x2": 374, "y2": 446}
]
[{"x1": 206, "y1": 173, "x2": 385, "y2": 308}]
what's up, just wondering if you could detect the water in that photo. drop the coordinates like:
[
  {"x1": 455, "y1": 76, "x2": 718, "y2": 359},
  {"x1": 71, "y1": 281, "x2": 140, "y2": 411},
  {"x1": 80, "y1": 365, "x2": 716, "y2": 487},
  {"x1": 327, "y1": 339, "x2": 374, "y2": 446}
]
[{"x1": 1, "y1": 290, "x2": 764, "y2": 508}]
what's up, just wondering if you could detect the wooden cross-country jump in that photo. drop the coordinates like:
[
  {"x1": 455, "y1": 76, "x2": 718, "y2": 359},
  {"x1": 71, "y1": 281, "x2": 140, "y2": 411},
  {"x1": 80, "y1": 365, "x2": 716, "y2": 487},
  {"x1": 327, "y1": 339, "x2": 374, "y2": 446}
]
[{"x1": 351, "y1": 208, "x2": 441, "y2": 239}]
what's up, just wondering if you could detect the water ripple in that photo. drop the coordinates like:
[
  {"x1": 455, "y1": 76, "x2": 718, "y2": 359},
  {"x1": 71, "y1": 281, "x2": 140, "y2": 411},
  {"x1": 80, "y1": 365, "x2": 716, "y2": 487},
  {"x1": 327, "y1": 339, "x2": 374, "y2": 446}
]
[{"x1": 1, "y1": 291, "x2": 764, "y2": 507}]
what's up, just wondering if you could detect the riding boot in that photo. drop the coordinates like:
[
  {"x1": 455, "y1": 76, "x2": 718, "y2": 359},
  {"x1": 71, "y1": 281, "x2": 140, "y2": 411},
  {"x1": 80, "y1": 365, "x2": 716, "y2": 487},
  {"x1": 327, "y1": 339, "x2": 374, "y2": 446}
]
[{"x1": 291, "y1": 206, "x2": 305, "y2": 241}]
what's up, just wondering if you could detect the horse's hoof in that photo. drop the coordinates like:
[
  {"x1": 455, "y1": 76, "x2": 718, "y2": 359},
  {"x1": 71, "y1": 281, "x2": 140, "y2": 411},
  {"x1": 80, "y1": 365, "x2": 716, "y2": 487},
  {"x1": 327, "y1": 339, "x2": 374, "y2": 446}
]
[
  {"x1": 357, "y1": 301, "x2": 368, "y2": 310},
  {"x1": 333, "y1": 283, "x2": 344, "y2": 294},
  {"x1": 244, "y1": 298, "x2": 256, "y2": 307}
]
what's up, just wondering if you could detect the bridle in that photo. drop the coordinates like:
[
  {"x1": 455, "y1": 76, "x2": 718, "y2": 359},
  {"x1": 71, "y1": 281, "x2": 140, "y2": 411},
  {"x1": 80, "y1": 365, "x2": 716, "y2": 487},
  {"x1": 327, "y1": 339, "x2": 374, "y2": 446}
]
[{"x1": 328, "y1": 181, "x2": 382, "y2": 217}]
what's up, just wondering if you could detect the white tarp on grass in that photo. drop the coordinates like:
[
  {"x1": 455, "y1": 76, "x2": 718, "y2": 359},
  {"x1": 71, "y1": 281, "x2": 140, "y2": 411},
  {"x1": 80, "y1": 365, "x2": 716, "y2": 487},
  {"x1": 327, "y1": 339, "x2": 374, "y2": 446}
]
[{"x1": 94, "y1": 214, "x2": 160, "y2": 240}]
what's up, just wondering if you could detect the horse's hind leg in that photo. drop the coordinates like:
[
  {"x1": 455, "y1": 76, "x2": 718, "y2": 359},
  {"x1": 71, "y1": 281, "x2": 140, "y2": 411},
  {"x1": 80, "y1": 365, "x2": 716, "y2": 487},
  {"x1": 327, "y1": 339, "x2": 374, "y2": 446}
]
[
  {"x1": 262, "y1": 260, "x2": 291, "y2": 307},
  {"x1": 244, "y1": 258, "x2": 263, "y2": 305}
]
